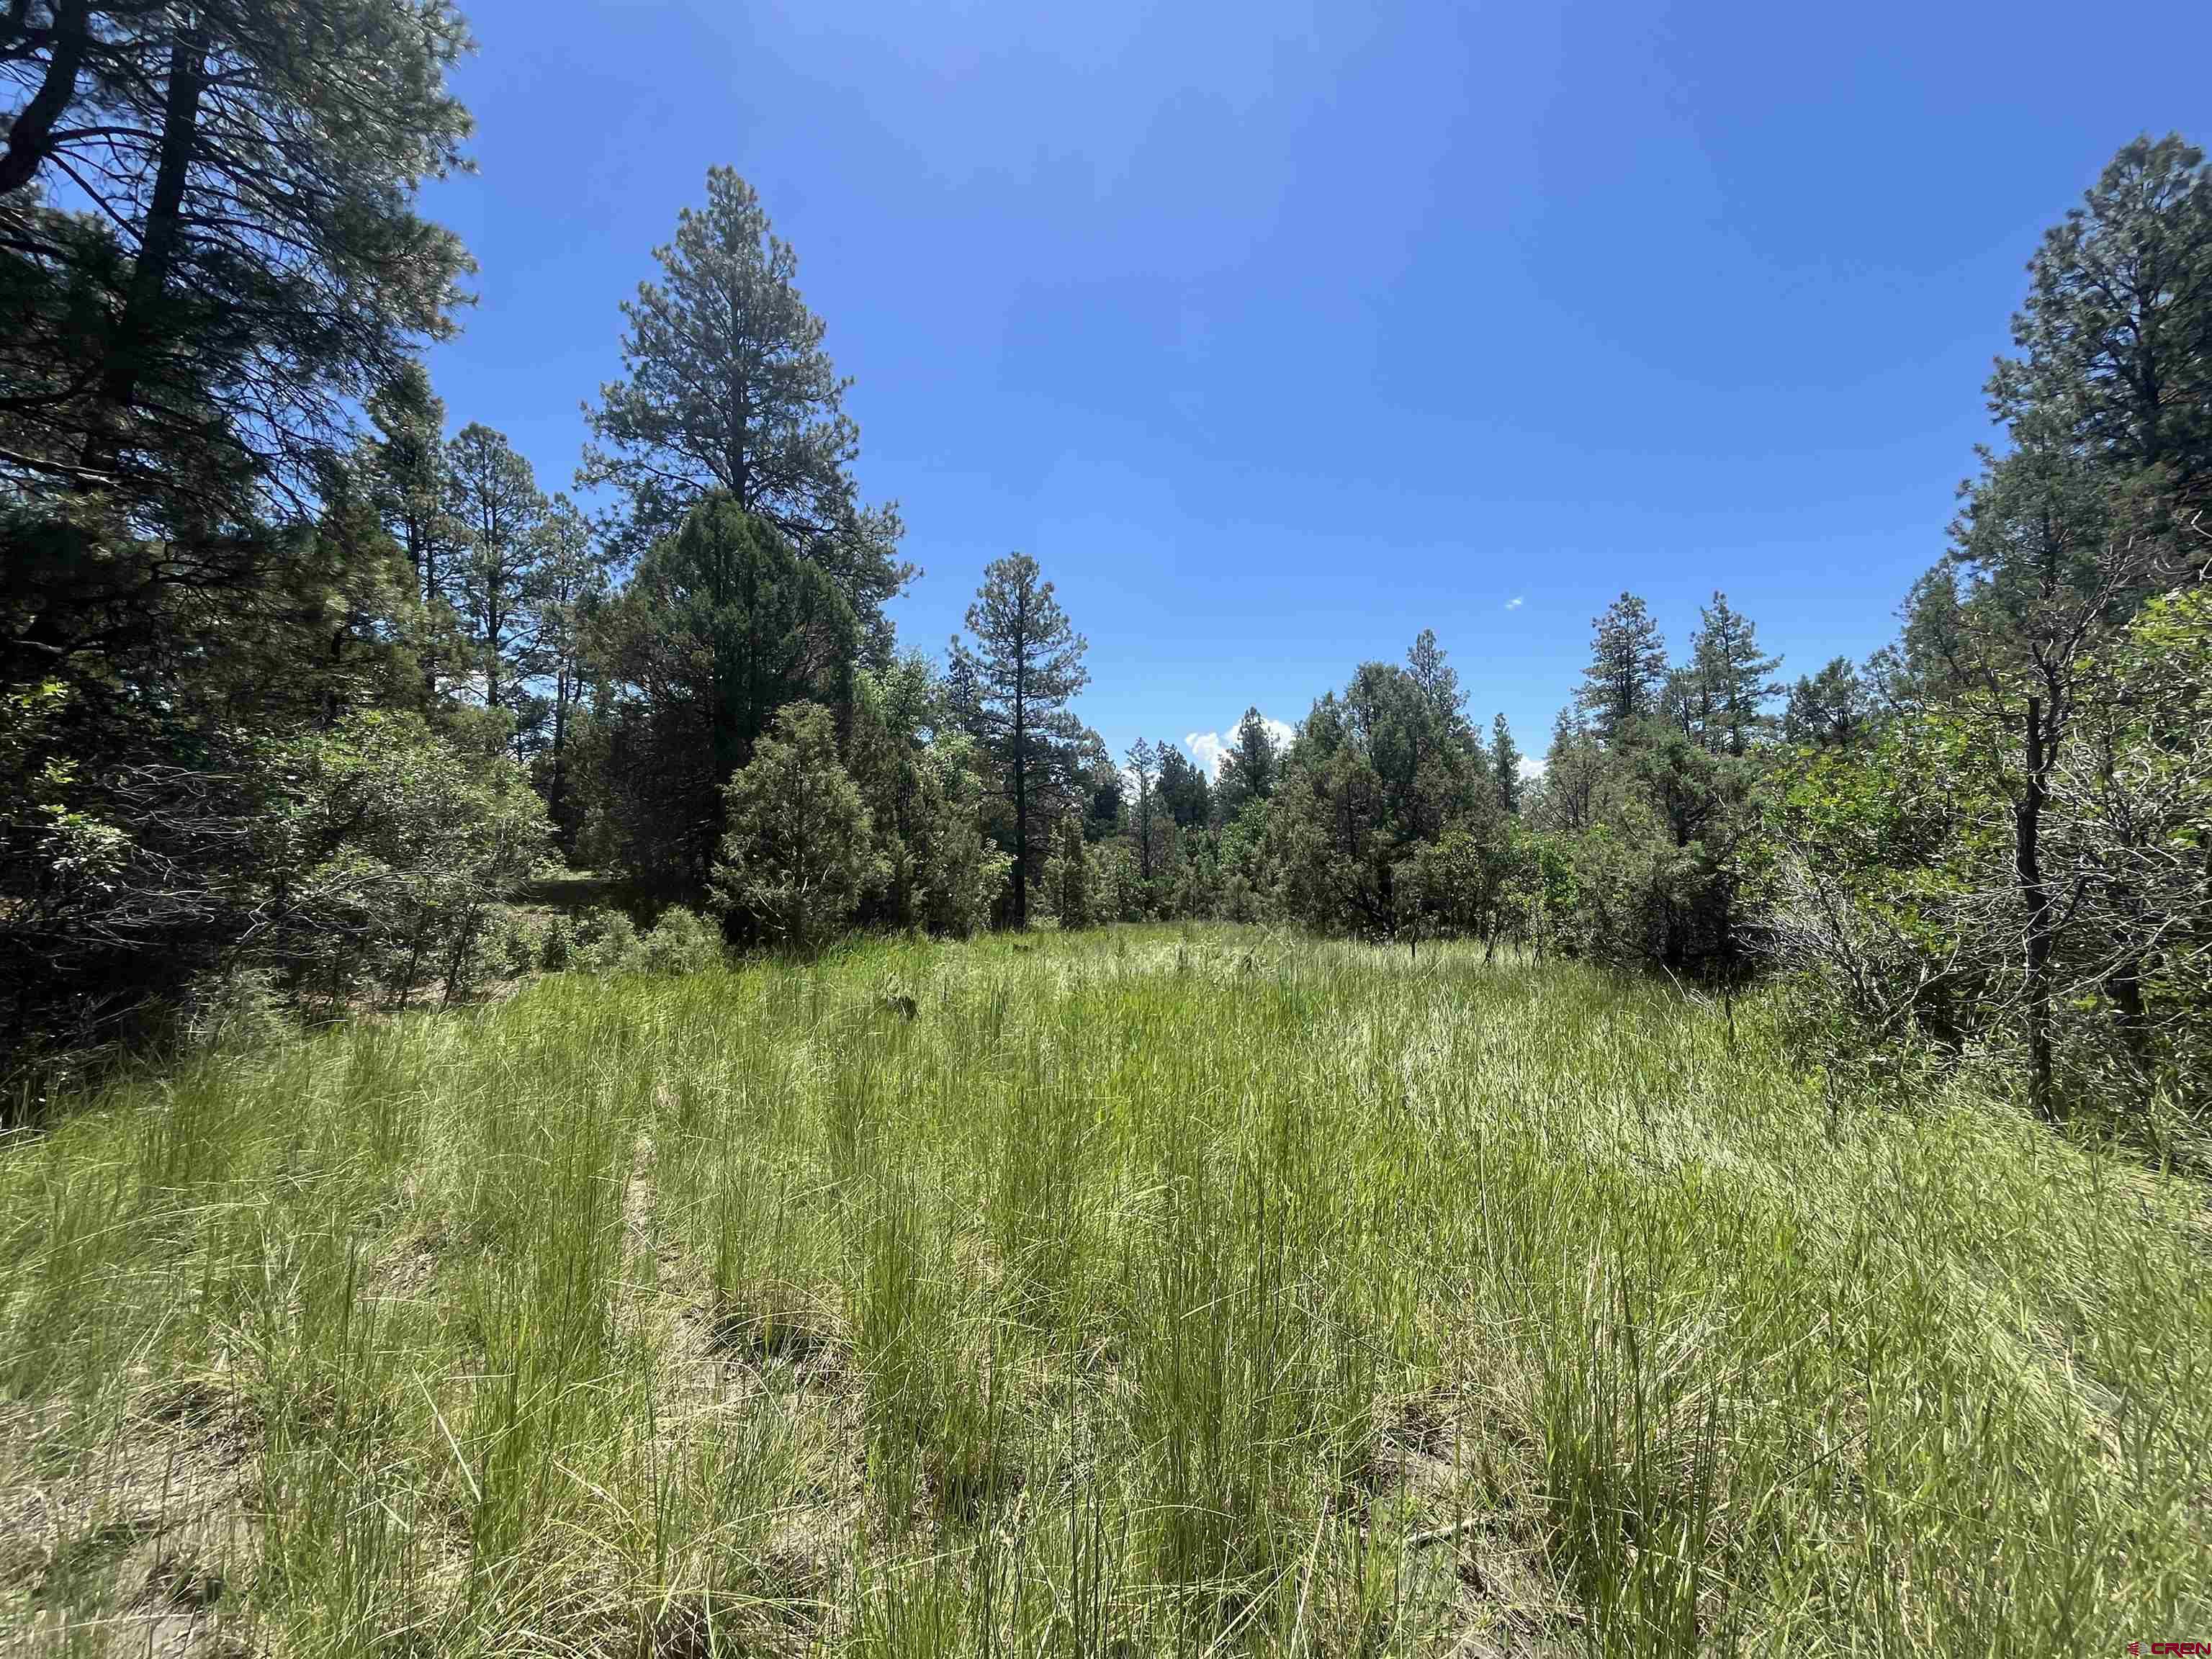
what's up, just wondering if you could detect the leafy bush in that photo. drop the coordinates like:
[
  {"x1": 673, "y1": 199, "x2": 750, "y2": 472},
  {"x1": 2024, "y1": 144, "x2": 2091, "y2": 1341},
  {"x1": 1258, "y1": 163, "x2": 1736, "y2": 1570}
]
[
  {"x1": 276, "y1": 712, "x2": 553, "y2": 1009},
  {"x1": 583, "y1": 912, "x2": 642, "y2": 973},
  {"x1": 1754, "y1": 589, "x2": 2212, "y2": 1118},
  {"x1": 640, "y1": 906, "x2": 722, "y2": 975},
  {"x1": 1, "y1": 699, "x2": 552, "y2": 1087},
  {"x1": 539, "y1": 916, "x2": 575, "y2": 973},
  {"x1": 493, "y1": 913, "x2": 540, "y2": 979}
]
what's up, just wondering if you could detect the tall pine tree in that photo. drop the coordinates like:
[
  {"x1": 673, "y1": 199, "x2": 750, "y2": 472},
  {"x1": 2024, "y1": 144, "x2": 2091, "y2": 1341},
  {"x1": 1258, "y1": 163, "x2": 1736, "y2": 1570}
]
[
  {"x1": 1217, "y1": 706, "x2": 1280, "y2": 816},
  {"x1": 525, "y1": 496, "x2": 615, "y2": 850},
  {"x1": 1988, "y1": 135, "x2": 2212, "y2": 490},
  {"x1": 951, "y1": 554, "x2": 1089, "y2": 927},
  {"x1": 580, "y1": 167, "x2": 912, "y2": 657},
  {"x1": 1491, "y1": 713, "x2": 1521, "y2": 811},
  {"x1": 1687, "y1": 591, "x2": 1781, "y2": 755},
  {"x1": 444, "y1": 423, "x2": 548, "y2": 727},
  {"x1": 1576, "y1": 593, "x2": 1670, "y2": 740}
]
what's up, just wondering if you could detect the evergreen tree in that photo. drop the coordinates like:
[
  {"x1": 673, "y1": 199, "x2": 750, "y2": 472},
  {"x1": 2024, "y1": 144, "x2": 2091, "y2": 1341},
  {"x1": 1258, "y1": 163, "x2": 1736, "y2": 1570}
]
[
  {"x1": 1218, "y1": 706, "x2": 1280, "y2": 811},
  {"x1": 1783, "y1": 658, "x2": 1867, "y2": 747},
  {"x1": 590, "y1": 495, "x2": 858, "y2": 897},
  {"x1": 1575, "y1": 593, "x2": 1671, "y2": 740},
  {"x1": 909, "y1": 746, "x2": 1011, "y2": 938},
  {"x1": 1082, "y1": 752, "x2": 1124, "y2": 841},
  {"x1": 525, "y1": 496, "x2": 615, "y2": 852},
  {"x1": 1686, "y1": 591, "x2": 1782, "y2": 755},
  {"x1": 444, "y1": 424, "x2": 548, "y2": 727},
  {"x1": 1765, "y1": 134, "x2": 2212, "y2": 1122},
  {"x1": 1491, "y1": 712, "x2": 1521, "y2": 812},
  {"x1": 1, "y1": 0, "x2": 480, "y2": 1078},
  {"x1": 1541, "y1": 712, "x2": 1605, "y2": 835},
  {"x1": 1268, "y1": 697, "x2": 1394, "y2": 936},
  {"x1": 580, "y1": 167, "x2": 912, "y2": 656},
  {"x1": 0, "y1": 0, "x2": 472, "y2": 511},
  {"x1": 1123, "y1": 737, "x2": 1160, "y2": 882},
  {"x1": 1406, "y1": 627, "x2": 1469, "y2": 735},
  {"x1": 1156, "y1": 742, "x2": 1211, "y2": 829},
  {"x1": 1267, "y1": 655, "x2": 1485, "y2": 938},
  {"x1": 710, "y1": 702, "x2": 881, "y2": 954},
  {"x1": 950, "y1": 553, "x2": 1089, "y2": 927},
  {"x1": 1988, "y1": 135, "x2": 2212, "y2": 488},
  {"x1": 365, "y1": 364, "x2": 461, "y2": 616},
  {"x1": 1042, "y1": 812, "x2": 1094, "y2": 929}
]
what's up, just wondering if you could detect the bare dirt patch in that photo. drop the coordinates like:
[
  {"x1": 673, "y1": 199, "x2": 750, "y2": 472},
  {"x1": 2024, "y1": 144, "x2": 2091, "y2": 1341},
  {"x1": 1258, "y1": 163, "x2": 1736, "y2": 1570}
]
[{"x1": 0, "y1": 1377, "x2": 256, "y2": 1655}]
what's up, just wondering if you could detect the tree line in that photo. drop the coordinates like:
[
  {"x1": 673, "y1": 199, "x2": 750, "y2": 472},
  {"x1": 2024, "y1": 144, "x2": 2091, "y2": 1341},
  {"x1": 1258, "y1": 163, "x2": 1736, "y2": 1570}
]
[{"x1": 2, "y1": 6, "x2": 2205, "y2": 1126}]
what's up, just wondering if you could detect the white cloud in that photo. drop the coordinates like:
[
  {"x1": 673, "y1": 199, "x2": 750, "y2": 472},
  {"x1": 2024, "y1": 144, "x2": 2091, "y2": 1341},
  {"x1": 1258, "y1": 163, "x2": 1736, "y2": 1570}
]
[
  {"x1": 1517, "y1": 755, "x2": 1546, "y2": 782},
  {"x1": 1182, "y1": 714, "x2": 1296, "y2": 781},
  {"x1": 1185, "y1": 730, "x2": 1230, "y2": 779},
  {"x1": 1506, "y1": 595, "x2": 1524, "y2": 611}
]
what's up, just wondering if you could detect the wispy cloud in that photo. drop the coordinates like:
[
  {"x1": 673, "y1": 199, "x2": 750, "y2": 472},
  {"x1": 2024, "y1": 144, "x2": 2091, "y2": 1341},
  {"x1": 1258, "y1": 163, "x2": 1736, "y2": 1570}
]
[{"x1": 1505, "y1": 595, "x2": 1524, "y2": 611}]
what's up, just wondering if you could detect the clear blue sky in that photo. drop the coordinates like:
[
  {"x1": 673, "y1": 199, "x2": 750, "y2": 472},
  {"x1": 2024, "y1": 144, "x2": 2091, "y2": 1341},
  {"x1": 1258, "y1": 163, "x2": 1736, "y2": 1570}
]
[{"x1": 421, "y1": 0, "x2": 2210, "y2": 773}]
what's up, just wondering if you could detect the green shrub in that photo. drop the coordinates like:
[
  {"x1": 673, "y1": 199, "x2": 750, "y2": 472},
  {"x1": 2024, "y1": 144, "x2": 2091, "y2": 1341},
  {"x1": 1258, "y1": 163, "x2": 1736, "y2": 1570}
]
[
  {"x1": 583, "y1": 912, "x2": 641, "y2": 973},
  {"x1": 1041, "y1": 813, "x2": 1094, "y2": 930},
  {"x1": 640, "y1": 906, "x2": 722, "y2": 976},
  {"x1": 710, "y1": 703, "x2": 883, "y2": 955},
  {"x1": 495, "y1": 914, "x2": 540, "y2": 979}
]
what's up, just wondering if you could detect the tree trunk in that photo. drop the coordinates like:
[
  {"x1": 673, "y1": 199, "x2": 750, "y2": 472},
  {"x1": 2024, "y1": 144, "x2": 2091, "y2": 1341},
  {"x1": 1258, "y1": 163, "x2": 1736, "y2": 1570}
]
[
  {"x1": 0, "y1": 0, "x2": 91, "y2": 197},
  {"x1": 2017, "y1": 696, "x2": 2058, "y2": 1121},
  {"x1": 549, "y1": 663, "x2": 570, "y2": 854},
  {"x1": 91, "y1": 22, "x2": 205, "y2": 444},
  {"x1": 1011, "y1": 725, "x2": 1027, "y2": 927},
  {"x1": 1011, "y1": 626, "x2": 1028, "y2": 927}
]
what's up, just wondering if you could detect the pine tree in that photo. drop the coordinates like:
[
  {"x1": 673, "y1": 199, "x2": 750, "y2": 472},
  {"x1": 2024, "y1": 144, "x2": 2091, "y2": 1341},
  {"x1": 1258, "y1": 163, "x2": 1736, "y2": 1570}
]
[
  {"x1": 1406, "y1": 628, "x2": 1467, "y2": 733},
  {"x1": 1217, "y1": 706, "x2": 1280, "y2": 817},
  {"x1": 0, "y1": 0, "x2": 472, "y2": 509},
  {"x1": 590, "y1": 495, "x2": 858, "y2": 897},
  {"x1": 909, "y1": 747, "x2": 1010, "y2": 938},
  {"x1": 580, "y1": 166, "x2": 912, "y2": 655},
  {"x1": 1576, "y1": 593, "x2": 1671, "y2": 740},
  {"x1": 1687, "y1": 591, "x2": 1782, "y2": 755},
  {"x1": 365, "y1": 364, "x2": 460, "y2": 616},
  {"x1": 951, "y1": 554, "x2": 1089, "y2": 927},
  {"x1": 1491, "y1": 713, "x2": 1521, "y2": 812},
  {"x1": 1783, "y1": 657, "x2": 1866, "y2": 747},
  {"x1": 525, "y1": 496, "x2": 615, "y2": 850},
  {"x1": 444, "y1": 424, "x2": 548, "y2": 727},
  {"x1": 1042, "y1": 812, "x2": 1094, "y2": 929},
  {"x1": 1988, "y1": 135, "x2": 2212, "y2": 486},
  {"x1": 1123, "y1": 738, "x2": 1161, "y2": 884},
  {"x1": 1156, "y1": 742, "x2": 1211, "y2": 828},
  {"x1": 710, "y1": 702, "x2": 881, "y2": 954}
]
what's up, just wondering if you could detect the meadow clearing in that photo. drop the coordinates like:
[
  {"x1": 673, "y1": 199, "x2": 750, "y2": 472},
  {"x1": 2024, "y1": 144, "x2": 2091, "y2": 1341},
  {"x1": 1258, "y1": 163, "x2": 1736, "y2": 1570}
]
[{"x1": 2, "y1": 925, "x2": 2208, "y2": 1656}]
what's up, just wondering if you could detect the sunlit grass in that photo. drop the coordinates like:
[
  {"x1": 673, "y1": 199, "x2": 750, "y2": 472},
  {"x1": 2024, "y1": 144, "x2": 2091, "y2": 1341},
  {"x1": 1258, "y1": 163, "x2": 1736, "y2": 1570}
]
[{"x1": 3, "y1": 925, "x2": 2207, "y2": 1655}]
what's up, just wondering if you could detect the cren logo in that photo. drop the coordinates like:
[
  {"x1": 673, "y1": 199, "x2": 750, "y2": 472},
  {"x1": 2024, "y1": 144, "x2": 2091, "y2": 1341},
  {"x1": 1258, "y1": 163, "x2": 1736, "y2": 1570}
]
[{"x1": 2138, "y1": 1643, "x2": 2212, "y2": 1656}]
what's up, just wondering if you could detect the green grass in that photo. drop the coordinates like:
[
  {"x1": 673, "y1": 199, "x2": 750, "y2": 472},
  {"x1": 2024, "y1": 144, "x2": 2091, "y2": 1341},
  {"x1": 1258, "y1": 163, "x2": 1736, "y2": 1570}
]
[{"x1": 3, "y1": 924, "x2": 2208, "y2": 1655}]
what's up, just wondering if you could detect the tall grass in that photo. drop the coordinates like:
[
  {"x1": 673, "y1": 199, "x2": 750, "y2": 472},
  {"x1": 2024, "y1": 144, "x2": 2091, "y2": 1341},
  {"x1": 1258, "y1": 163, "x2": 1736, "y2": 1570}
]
[{"x1": 2, "y1": 925, "x2": 2206, "y2": 1655}]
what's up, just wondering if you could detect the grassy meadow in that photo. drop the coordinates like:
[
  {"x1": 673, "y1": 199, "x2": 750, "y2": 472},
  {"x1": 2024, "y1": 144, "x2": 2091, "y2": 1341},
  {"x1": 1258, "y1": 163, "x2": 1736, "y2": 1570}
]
[{"x1": 2, "y1": 925, "x2": 2208, "y2": 1655}]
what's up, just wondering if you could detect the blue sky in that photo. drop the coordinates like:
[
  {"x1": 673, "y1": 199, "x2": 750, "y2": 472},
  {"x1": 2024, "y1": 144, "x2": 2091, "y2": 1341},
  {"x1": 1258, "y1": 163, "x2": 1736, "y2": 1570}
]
[{"x1": 421, "y1": 0, "x2": 2210, "y2": 774}]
